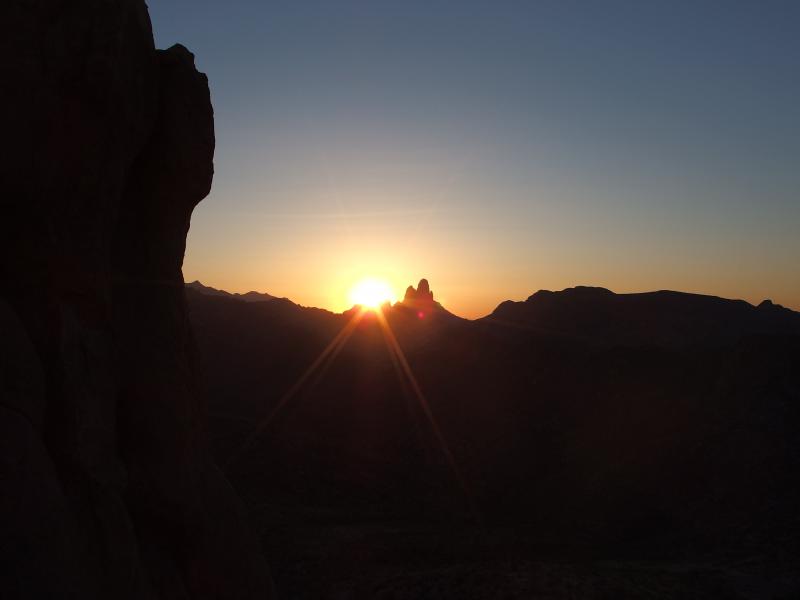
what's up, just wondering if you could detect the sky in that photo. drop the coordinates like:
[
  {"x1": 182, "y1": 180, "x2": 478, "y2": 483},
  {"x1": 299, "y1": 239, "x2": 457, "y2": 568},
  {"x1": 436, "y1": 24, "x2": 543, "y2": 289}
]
[{"x1": 149, "y1": 1, "x2": 800, "y2": 318}]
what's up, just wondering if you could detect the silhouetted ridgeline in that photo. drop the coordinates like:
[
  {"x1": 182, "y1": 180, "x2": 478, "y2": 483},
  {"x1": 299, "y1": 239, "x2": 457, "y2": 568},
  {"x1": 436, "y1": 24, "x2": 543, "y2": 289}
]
[
  {"x1": 0, "y1": 2, "x2": 272, "y2": 599},
  {"x1": 485, "y1": 285, "x2": 800, "y2": 347},
  {"x1": 187, "y1": 280, "x2": 276, "y2": 303},
  {"x1": 187, "y1": 280, "x2": 800, "y2": 596}
]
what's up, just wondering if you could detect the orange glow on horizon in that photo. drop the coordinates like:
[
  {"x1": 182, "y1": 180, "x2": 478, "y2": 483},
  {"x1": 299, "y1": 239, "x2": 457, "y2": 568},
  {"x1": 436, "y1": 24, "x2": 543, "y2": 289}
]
[{"x1": 348, "y1": 277, "x2": 397, "y2": 310}]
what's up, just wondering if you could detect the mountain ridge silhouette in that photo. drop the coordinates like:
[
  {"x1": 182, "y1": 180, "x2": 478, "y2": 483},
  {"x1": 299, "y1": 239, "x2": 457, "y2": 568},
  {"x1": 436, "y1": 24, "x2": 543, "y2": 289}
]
[
  {"x1": 188, "y1": 279, "x2": 799, "y2": 346},
  {"x1": 183, "y1": 276, "x2": 800, "y2": 596},
  {"x1": 188, "y1": 279, "x2": 277, "y2": 302}
]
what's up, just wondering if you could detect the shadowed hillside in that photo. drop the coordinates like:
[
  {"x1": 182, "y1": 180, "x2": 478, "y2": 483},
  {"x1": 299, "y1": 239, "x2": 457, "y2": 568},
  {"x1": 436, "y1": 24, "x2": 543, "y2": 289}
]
[
  {"x1": 187, "y1": 280, "x2": 800, "y2": 598},
  {"x1": 486, "y1": 286, "x2": 800, "y2": 347}
]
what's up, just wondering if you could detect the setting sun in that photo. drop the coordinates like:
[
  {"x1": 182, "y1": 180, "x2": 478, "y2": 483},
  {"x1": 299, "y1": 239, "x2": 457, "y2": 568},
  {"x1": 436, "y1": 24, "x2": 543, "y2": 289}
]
[{"x1": 348, "y1": 278, "x2": 397, "y2": 309}]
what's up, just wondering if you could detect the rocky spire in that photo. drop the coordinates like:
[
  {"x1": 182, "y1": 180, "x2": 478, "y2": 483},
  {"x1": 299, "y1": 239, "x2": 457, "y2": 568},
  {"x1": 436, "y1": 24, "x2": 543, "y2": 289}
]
[
  {"x1": 403, "y1": 278, "x2": 436, "y2": 315},
  {"x1": 417, "y1": 278, "x2": 432, "y2": 299}
]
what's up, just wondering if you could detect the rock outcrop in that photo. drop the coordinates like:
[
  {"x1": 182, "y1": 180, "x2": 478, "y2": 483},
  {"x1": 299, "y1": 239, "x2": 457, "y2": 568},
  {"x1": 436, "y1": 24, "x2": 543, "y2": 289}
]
[
  {"x1": 402, "y1": 278, "x2": 436, "y2": 315},
  {"x1": 0, "y1": 1, "x2": 272, "y2": 598}
]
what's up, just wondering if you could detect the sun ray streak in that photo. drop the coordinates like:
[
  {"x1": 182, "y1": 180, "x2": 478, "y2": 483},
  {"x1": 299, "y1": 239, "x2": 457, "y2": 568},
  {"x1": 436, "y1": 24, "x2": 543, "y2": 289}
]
[
  {"x1": 225, "y1": 308, "x2": 365, "y2": 467},
  {"x1": 375, "y1": 310, "x2": 481, "y2": 523}
]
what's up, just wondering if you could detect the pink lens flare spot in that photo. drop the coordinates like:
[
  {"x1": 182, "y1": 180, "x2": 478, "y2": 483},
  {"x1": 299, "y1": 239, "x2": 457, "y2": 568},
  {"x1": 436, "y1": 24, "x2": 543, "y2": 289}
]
[{"x1": 417, "y1": 311, "x2": 425, "y2": 319}]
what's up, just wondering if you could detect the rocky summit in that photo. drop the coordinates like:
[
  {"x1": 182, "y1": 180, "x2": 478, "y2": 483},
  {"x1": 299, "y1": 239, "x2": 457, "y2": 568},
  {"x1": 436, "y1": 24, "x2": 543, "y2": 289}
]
[{"x1": 402, "y1": 278, "x2": 436, "y2": 314}]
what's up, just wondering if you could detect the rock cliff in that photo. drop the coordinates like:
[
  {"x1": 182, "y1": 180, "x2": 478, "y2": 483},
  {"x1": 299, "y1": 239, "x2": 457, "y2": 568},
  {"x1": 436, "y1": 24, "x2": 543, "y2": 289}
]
[{"x1": 0, "y1": 1, "x2": 272, "y2": 598}]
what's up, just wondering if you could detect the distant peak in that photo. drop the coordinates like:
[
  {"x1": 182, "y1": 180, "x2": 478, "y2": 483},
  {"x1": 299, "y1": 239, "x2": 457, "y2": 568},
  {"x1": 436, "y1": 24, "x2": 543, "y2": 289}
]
[
  {"x1": 404, "y1": 278, "x2": 434, "y2": 303},
  {"x1": 566, "y1": 286, "x2": 615, "y2": 295},
  {"x1": 401, "y1": 278, "x2": 438, "y2": 317},
  {"x1": 526, "y1": 286, "x2": 614, "y2": 302},
  {"x1": 759, "y1": 299, "x2": 788, "y2": 311}
]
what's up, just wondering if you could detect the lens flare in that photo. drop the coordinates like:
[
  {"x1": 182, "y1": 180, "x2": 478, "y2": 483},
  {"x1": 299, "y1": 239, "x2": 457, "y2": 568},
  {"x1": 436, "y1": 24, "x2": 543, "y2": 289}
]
[{"x1": 348, "y1": 278, "x2": 396, "y2": 309}]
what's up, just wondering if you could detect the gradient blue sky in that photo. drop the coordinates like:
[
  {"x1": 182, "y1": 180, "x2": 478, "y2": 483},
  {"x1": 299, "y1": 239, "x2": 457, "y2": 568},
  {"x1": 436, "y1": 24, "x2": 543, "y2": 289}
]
[{"x1": 150, "y1": 1, "x2": 799, "y2": 317}]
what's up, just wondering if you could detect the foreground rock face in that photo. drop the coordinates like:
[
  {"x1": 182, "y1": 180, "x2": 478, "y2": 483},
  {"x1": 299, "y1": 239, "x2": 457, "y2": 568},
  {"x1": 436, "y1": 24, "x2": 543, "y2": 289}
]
[{"x1": 0, "y1": 1, "x2": 272, "y2": 598}]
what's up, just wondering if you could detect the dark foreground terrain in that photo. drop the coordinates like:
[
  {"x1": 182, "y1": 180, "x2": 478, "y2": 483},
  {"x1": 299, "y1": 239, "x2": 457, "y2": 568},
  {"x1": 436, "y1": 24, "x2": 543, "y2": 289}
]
[
  {"x1": 188, "y1": 281, "x2": 800, "y2": 598},
  {"x1": 3, "y1": 1, "x2": 798, "y2": 597}
]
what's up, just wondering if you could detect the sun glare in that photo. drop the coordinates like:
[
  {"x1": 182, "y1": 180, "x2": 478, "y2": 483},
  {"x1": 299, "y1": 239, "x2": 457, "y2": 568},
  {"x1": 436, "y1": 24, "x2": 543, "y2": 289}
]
[{"x1": 349, "y1": 278, "x2": 397, "y2": 310}]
